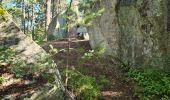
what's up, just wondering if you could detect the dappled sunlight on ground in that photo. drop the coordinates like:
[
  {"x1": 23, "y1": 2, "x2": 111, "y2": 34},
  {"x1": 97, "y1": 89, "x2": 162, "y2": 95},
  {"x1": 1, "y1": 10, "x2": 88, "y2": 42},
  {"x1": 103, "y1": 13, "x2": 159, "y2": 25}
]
[
  {"x1": 41, "y1": 39, "x2": 137, "y2": 100},
  {"x1": 0, "y1": 64, "x2": 47, "y2": 98},
  {"x1": 101, "y1": 91, "x2": 123, "y2": 97}
]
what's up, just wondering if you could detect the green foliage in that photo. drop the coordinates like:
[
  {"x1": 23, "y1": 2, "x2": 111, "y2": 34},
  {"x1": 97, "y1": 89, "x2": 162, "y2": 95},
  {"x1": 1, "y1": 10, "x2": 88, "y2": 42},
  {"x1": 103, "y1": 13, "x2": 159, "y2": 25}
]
[
  {"x1": 0, "y1": 76, "x2": 5, "y2": 83},
  {"x1": 0, "y1": 47, "x2": 56, "y2": 81},
  {"x1": 11, "y1": 60, "x2": 27, "y2": 77},
  {"x1": 128, "y1": 67, "x2": 170, "y2": 100},
  {"x1": 78, "y1": 0, "x2": 104, "y2": 26},
  {"x1": 82, "y1": 50, "x2": 95, "y2": 59},
  {"x1": 82, "y1": 8, "x2": 105, "y2": 26},
  {"x1": 49, "y1": 44, "x2": 58, "y2": 55},
  {"x1": 62, "y1": 69, "x2": 107, "y2": 100},
  {"x1": 11, "y1": 60, "x2": 41, "y2": 77},
  {"x1": 7, "y1": 7, "x2": 20, "y2": 23},
  {"x1": 97, "y1": 75, "x2": 109, "y2": 87},
  {"x1": 0, "y1": 48, "x2": 15, "y2": 63},
  {"x1": 0, "y1": 8, "x2": 6, "y2": 15},
  {"x1": 82, "y1": 47, "x2": 105, "y2": 60},
  {"x1": 42, "y1": 73, "x2": 56, "y2": 84},
  {"x1": 34, "y1": 25, "x2": 46, "y2": 44},
  {"x1": 0, "y1": 8, "x2": 7, "y2": 21},
  {"x1": 27, "y1": 26, "x2": 45, "y2": 44}
]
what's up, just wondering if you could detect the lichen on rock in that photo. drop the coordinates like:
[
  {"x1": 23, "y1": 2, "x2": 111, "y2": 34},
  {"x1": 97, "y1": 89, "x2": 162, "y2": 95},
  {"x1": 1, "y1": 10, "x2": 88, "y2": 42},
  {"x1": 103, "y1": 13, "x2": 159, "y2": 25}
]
[
  {"x1": 0, "y1": 8, "x2": 73, "y2": 100},
  {"x1": 88, "y1": 0, "x2": 170, "y2": 69}
]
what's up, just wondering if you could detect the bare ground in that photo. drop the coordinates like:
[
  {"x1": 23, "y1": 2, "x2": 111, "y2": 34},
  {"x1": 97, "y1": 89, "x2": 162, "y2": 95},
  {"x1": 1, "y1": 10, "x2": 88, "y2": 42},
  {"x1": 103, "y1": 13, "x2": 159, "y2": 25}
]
[
  {"x1": 0, "y1": 38, "x2": 137, "y2": 100},
  {"x1": 41, "y1": 38, "x2": 138, "y2": 100}
]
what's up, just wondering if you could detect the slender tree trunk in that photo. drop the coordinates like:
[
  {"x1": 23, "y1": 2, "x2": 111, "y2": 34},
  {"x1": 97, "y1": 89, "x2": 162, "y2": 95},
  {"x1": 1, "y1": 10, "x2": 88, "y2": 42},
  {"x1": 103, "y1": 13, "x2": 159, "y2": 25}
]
[
  {"x1": 42, "y1": 2, "x2": 46, "y2": 40},
  {"x1": 27, "y1": 6, "x2": 30, "y2": 34},
  {"x1": 32, "y1": 3, "x2": 35, "y2": 40},
  {"x1": 52, "y1": 0, "x2": 55, "y2": 18},
  {"x1": 45, "y1": 0, "x2": 51, "y2": 32},
  {"x1": 44, "y1": 2, "x2": 47, "y2": 34},
  {"x1": 22, "y1": 0, "x2": 26, "y2": 34},
  {"x1": 44, "y1": 0, "x2": 51, "y2": 40},
  {"x1": 46, "y1": 0, "x2": 52, "y2": 41},
  {"x1": 65, "y1": 0, "x2": 73, "y2": 91}
]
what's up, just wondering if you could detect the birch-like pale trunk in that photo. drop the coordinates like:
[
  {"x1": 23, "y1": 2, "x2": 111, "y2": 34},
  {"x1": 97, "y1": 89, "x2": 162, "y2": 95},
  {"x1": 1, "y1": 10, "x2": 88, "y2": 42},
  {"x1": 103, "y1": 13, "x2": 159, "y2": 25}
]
[{"x1": 45, "y1": 0, "x2": 51, "y2": 31}]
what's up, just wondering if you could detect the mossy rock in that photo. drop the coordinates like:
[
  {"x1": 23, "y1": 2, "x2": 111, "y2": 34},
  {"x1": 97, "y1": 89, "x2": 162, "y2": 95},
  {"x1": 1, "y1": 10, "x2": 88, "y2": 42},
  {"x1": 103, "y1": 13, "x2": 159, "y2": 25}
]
[{"x1": 0, "y1": 8, "x2": 7, "y2": 21}]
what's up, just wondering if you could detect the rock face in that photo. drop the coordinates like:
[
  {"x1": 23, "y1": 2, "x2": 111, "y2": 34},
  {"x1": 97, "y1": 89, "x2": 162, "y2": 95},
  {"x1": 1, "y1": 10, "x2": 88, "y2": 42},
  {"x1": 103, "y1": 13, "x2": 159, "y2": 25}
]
[
  {"x1": 88, "y1": 0, "x2": 170, "y2": 69},
  {"x1": 47, "y1": 15, "x2": 68, "y2": 40},
  {"x1": 0, "y1": 9, "x2": 72, "y2": 100}
]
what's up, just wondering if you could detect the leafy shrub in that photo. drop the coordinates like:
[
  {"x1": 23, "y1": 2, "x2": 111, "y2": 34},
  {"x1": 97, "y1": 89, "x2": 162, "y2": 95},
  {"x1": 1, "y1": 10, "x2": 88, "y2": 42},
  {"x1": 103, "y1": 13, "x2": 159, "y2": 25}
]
[
  {"x1": 0, "y1": 48, "x2": 15, "y2": 63},
  {"x1": 0, "y1": 8, "x2": 6, "y2": 15},
  {"x1": 1, "y1": 47, "x2": 56, "y2": 80},
  {"x1": 0, "y1": 8, "x2": 7, "y2": 21},
  {"x1": 75, "y1": 76, "x2": 100, "y2": 100},
  {"x1": 42, "y1": 72, "x2": 56, "y2": 83},
  {"x1": 63, "y1": 69, "x2": 103, "y2": 100},
  {"x1": 128, "y1": 67, "x2": 170, "y2": 100},
  {"x1": 97, "y1": 75, "x2": 109, "y2": 87},
  {"x1": 0, "y1": 76, "x2": 5, "y2": 83},
  {"x1": 81, "y1": 47, "x2": 105, "y2": 60},
  {"x1": 11, "y1": 60, "x2": 41, "y2": 78},
  {"x1": 26, "y1": 25, "x2": 45, "y2": 44},
  {"x1": 49, "y1": 44, "x2": 58, "y2": 55}
]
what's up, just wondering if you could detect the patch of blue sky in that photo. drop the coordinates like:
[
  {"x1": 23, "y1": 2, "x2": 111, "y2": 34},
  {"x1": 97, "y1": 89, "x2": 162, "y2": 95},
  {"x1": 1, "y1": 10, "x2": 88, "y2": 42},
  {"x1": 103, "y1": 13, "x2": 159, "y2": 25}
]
[
  {"x1": 2, "y1": 0, "x2": 41, "y2": 13},
  {"x1": 2, "y1": 0, "x2": 16, "y2": 8}
]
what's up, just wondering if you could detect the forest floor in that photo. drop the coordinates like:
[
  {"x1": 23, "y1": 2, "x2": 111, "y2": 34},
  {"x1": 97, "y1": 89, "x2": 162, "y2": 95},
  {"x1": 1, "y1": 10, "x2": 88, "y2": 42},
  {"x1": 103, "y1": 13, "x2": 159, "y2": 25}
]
[
  {"x1": 41, "y1": 38, "x2": 137, "y2": 100},
  {"x1": 0, "y1": 38, "x2": 137, "y2": 100},
  {"x1": 0, "y1": 62, "x2": 47, "y2": 99}
]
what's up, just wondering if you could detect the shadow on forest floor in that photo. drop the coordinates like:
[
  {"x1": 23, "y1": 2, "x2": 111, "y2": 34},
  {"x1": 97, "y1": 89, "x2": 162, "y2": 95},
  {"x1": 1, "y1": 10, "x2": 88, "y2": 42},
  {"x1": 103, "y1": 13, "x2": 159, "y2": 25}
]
[
  {"x1": 0, "y1": 63, "x2": 47, "y2": 98},
  {"x1": 41, "y1": 38, "x2": 138, "y2": 100},
  {"x1": 0, "y1": 38, "x2": 137, "y2": 99}
]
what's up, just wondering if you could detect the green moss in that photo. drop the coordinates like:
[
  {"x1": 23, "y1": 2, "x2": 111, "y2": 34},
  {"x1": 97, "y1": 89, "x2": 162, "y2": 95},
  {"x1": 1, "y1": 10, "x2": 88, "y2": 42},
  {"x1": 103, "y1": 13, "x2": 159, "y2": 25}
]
[
  {"x1": 0, "y1": 8, "x2": 7, "y2": 21},
  {"x1": 0, "y1": 8, "x2": 6, "y2": 15}
]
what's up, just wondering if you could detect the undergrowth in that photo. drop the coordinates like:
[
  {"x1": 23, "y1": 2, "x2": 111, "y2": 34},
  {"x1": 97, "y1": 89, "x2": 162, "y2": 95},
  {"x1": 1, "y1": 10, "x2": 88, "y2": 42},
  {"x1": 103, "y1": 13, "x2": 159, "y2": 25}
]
[
  {"x1": 128, "y1": 67, "x2": 170, "y2": 100},
  {"x1": 0, "y1": 76, "x2": 5, "y2": 83},
  {"x1": 0, "y1": 8, "x2": 7, "y2": 21},
  {"x1": 62, "y1": 69, "x2": 108, "y2": 100},
  {"x1": 0, "y1": 46, "x2": 57, "y2": 83},
  {"x1": 60, "y1": 47, "x2": 108, "y2": 100}
]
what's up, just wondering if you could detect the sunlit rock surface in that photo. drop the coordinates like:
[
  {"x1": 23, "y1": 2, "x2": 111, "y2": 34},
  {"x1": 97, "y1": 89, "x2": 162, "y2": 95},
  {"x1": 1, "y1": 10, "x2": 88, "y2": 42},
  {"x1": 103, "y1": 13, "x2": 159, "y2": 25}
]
[
  {"x1": 0, "y1": 10, "x2": 73, "y2": 100},
  {"x1": 88, "y1": 0, "x2": 170, "y2": 69}
]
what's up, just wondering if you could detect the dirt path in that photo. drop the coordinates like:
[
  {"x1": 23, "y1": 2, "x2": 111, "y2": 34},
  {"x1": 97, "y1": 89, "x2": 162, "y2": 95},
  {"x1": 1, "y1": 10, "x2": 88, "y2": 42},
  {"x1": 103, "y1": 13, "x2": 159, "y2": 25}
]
[
  {"x1": 41, "y1": 38, "x2": 137, "y2": 100},
  {"x1": 0, "y1": 38, "x2": 137, "y2": 100}
]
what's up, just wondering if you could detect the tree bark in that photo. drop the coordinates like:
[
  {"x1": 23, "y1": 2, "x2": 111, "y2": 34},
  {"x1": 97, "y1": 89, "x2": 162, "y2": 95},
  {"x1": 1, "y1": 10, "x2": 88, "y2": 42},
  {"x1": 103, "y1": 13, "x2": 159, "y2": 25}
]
[
  {"x1": 45, "y1": 0, "x2": 51, "y2": 32},
  {"x1": 52, "y1": 0, "x2": 55, "y2": 18},
  {"x1": 27, "y1": 6, "x2": 30, "y2": 34},
  {"x1": 32, "y1": 3, "x2": 35, "y2": 40},
  {"x1": 22, "y1": 0, "x2": 25, "y2": 34}
]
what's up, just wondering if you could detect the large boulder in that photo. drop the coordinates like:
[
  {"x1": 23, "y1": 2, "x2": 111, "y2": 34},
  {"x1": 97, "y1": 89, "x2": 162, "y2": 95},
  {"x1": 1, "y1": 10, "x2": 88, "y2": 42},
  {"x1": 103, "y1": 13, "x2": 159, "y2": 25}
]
[
  {"x1": 47, "y1": 15, "x2": 68, "y2": 41},
  {"x1": 0, "y1": 8, "x2": 73, "y2": 100},
  {"x1": 88, "y1": 0, "x2": 170, "y2": 69}
]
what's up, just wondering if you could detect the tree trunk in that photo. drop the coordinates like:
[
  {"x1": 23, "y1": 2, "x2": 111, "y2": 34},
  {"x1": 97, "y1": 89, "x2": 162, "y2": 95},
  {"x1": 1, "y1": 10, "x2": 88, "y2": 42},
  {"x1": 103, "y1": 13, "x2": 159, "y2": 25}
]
[
  {"x1": 45, "y1": 0, "x2": 51, "y2": 33},
  {"x1": 32, "y1": 3, "x2": 35, "y2": 40},
  {"x1": 22, "y1": 0, "x2": 25, "y2": 34},
  {"x1": 27, "y1": 6, "x2": 30, "y2": 34},
  {"x1": 52, "y1": 0, "x2": 55, "y2": 18},
  {"x1": 47, "y1": 14, "x2": 58, "y2": 40}
]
